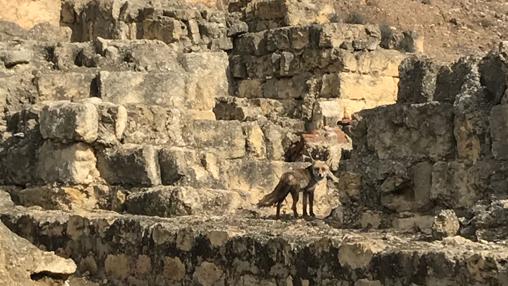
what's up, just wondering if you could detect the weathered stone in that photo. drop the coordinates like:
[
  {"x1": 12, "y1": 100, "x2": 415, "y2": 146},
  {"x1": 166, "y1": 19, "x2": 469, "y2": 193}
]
[
  {"x1": 338, "y1": 236, "x2": 385, "y2": 269},
  {"x1": 39, "y1": 101, "x2": 99, "y2": 143},
  {"x1": 479, "y1": 52, "x2": 508, "y2": 103},
  {"x1": 183, "y1": 120, "x2": 247, "y2": 159},
  {"x1": 35, "y1": 72, "x2": 96, "y2": 101},
  {"x1": 430, "y1": 161, "x2": 480, "y2": 208},
  {"x1": 193, "y1": 261, "x2": 224, "y2": 286},
  {"x1": 362, "y1": 103, "x2": 455, "y2": 161},
  {"x1": 319, "y1": 24, "x2": 380, "y2": 49},
  {"x1": 142, "y1": 18, "x2": 186, "y2": 44},
  {"x1": 91, "y1": 101, "x2": 128, "y2": 146},
  {"x1": 97, "y1": 145, "x2": 161, "y2": 187},
  {"x1": 489, "y1": 104, "x2": 508, "y2": 160},
  {"x1": 124, "y1": 186, "x2": 242, "y2": 217},
  {"x1": 341, "y1": 50, "x2": 406, "y2": 77},
  {"x1": 11, "y1": 185, "x2": 98, "y2": 211},
  {"x1": 243, "y1": 122, "x2": 266, "y2": 158},
  {"x1": 36, "y1": 141, "x2": 99, "y2": 184},
  {"x1": 123, "y1": 105, "x2": 184, "y2": 146},
  {"x1": 397, "y1": 56, "x2": 440, "y2": 103},
  {"x1": 432, "y1": 209, "x2": 460, "y2": 240},
  {"x1": 0, "y1": 221, "x2": 76, "y2": 285}
]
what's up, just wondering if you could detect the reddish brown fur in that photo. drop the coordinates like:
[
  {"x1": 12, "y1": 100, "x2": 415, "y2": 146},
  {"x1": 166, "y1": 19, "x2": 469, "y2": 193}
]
[{"x1": 257, "y1": 161, "x2": 335, "y2": 219}]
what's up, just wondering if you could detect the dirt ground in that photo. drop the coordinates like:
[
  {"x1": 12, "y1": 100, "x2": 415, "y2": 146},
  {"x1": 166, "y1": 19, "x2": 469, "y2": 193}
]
[{"x1": 332, "y1": 0, "x2": 508, "y2": 62}]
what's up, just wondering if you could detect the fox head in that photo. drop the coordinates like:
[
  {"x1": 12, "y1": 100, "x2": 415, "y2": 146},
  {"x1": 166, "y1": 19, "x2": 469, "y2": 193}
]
[{"x1": 311, "y1": 161, "x2": 330, "y2": 180}]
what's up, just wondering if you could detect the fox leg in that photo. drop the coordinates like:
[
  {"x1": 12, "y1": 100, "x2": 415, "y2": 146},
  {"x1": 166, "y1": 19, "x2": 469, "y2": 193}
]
[
  {"x1": 309, "y1": 190, "x2": 315, "y2": 217},
  {"x1": 302, "y1": 191, "x2": 309, "y2": 217},
  {"x1": 276, "y1": 201, "x2": 282, "y2": 219},
  {"x1": 290, "y1": 190, "x2": 299, "y2": 218}
]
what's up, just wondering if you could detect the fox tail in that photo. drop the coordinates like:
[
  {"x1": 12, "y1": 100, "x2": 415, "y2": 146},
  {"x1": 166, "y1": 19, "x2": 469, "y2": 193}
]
[{"x1": 257, "y1": 180, "x2": 291, "y2": 208}]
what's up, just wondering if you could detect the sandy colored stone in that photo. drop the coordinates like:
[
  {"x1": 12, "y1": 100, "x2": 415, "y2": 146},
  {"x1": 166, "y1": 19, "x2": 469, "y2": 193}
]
[
  {"x1": 105, "y1": 254, "x2": 130, "y2": 280},
  {"x1": 163, "y1": 256, "x2": 186, "y2": 281},
  {"x1": 193, "y1": 261, "x2": 224, "y2": 286},
  {"x1": 36, "y1": 141, "x2": 99, "y2": 185},
  {"x1": 338, "y1": 236, "x2": 386, "y2": 269}
]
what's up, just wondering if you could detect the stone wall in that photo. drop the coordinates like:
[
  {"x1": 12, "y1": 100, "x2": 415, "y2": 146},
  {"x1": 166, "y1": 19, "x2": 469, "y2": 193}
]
[
  {"x1": 2, "y1": 207, "x2": 508, "y2": 286},
  {"x1": 336, "y1": 49, "x2": 508, "y2": 240}
]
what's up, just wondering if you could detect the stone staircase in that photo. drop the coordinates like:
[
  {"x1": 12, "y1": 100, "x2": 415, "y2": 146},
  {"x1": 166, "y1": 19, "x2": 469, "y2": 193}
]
[{"x1": 2, "y1": 0, "x2": 508, "y2": 285}]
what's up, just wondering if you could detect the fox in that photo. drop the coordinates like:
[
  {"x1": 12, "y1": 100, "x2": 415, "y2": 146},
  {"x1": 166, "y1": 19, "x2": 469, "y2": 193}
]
[{"x1": 257, "y1": 160, "x2": 339, "y2": 219}]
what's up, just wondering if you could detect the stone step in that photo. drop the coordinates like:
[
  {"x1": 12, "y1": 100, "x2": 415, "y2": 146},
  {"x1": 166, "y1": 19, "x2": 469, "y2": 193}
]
[{"x1": 1, "y1": 207, "x2": 507, "y2": 285}]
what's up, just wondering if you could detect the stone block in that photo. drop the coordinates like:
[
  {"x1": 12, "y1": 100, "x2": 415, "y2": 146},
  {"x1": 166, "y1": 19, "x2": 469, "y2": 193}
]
[
  {"x1": 397, "y1": 56, "x2": 440, "y2": 104},
  {"x1": 263, "y1": 74, "x2": 309, "y2": 99},
  {"x1": 35, "y1": 72, "x2": 96, "y2": 101},
  {"x1": 183, "y1": 120, "x2": 246, "y2": 159},
  {"x1": 243, "y1": 122, "x2": 266, "y2": 158},
  {"x1": 238, "y1": 79, "x2": 263, "y2": 98},
  {"x1": 12, "y1": 185, "x2": 98, "y2": 211},
  {"x1": 158, "y1": 147, "x2": 214, "y2": 186},
  {"x1": 98, "y1": 71, "x2": 186, "y2": 106},
  {"x1": 36, "y1": 141, "x2": 99, "y2": 184},
  {"x1": 479, "y1": 52, "x2": 508, "y2": 103},
  {"x1": 434, "y1": 56, "x2": 480, "y2": 103},
  {"x1": 123, "y1": 105, "x2": 184, "y2": 146},
  {"x1": 432, "y1": 209, "x2": 460, "y2": 240},
  {"x1": 124, "y1": 186, "x2": 242, "y2": 217},
  {"x1": 97, "y1": 145, "x2": 161, "y2": 187},
  {"x1": 39, "y1": 101, "x2": 99, "y2": 143},
  {"x1": 490, "y1": 104, "x2": 508, "y2": 160},
  {"x1": 319, "y1": 24, "x2": 380, "y2": 49},
  {"x1": 337, "y1": 73, "x2": 399, "y2": 103},
  {"x1": 311, "y1": 99, "x2": 344, "y2": 129},
  {"x1": 341, "y1": 50, "x2": 406, "y2": 77},
  {"x1": 431, "y1": 161, "x2": 480, "y2": 208},
  {"x1": 93, "y1": 101, "x2": 127, "y2": 146},
  {"x1": 364, "y1": 102, "x2": 454, "y2": 161},
  {"x1": 142, "y1": 18, "x2": 187, "y2": 43}
]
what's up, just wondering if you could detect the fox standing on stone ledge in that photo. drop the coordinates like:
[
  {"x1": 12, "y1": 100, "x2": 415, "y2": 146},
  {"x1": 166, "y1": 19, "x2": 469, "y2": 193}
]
[{"x1": 257, "y1": 160, "x2": 339, "y2": 219}]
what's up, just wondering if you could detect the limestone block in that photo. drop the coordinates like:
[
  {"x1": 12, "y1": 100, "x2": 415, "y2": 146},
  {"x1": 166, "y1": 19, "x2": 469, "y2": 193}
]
[
  {"x1": 337, "y1": 73, "x2": 399, "y2": 103},
  {"x1": 93, "y1": 101, "x2": 128, "y2": 146},
  {"x1": 97, "y1": 145, "x2": 161, "y2": 186},
  {"x1": 183, "y1": 120, "x2": 246, "y2": 159},
  {"x1": 397, "y1": 56, "x2": 440, "y2": 103},
  {"x1": 432, "y1": 209, "x2": 460, "y2": 240},
  {"x1": 36, "y1": 141, "x2": 99, "y2": 184},
  {"x1": 35, "y1": 72, "x2": 96, "y2": 101},
  {"x1": 364, "y1": 103, "x2": 454, "y2": 161},
  {"x1": 238, "y1": 79, "x2": 263, "y2": 98},
  {"x1": 479, "y1": 52, "x2": 508, "y2": 103},
  {"x1": 12, "y1": 185, "x2": 98, "y2": 211},
  {"x1": 311, "y1": 99, "x2": 343, "y2": 129},
  {"x1": 39, "y1": 101, "x2": 99, "y2": 143},
  {"x1": 338, "y1": 236, "x2": 385, "y2": 269},
  {"x1": 431, "y1": 161, "x2": 479, "y2": 208},
  {"x1": 158, "y1": 147, "x2": 212, "y2": 186},
  {"x1": 434, "y1": 57, "x2": 480, "y2": 103},
  {"x1": 263, "y1": 74, "x2": 309, "y2": 99},
  {"x1": 122, "y1": 105, "x2": 184, "y2": 146},
  {"x1": 246, "y1": 0, "x2": 334, "y2": 32},
  {"x1": 341, "y1": 50, "x2": 406, "y2": 77},
  {"x1": 243, "y1": 122, "x2": 266, "y2": 158},
  {"x1": 490, "y1": 104, "x2": 508, "y2": 160},
  {"x1": 142, "y1": 18, "x2": 187, "y2": 43},
  {"x1": 319, "y1": 24, "x2": 380, "y2": 49},
  {"x1": 124, "y1": 186, "x2": 242, "y2": 217},
  {"x1": 98, "y1": 71, "x2": 186, "y2": 106}
]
